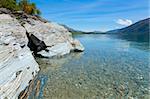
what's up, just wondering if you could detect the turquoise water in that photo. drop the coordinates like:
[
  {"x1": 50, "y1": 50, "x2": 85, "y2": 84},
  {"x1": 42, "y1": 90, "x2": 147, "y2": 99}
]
[{"x1": 30, "y1": 34, "x2": 150, "y2": 99}]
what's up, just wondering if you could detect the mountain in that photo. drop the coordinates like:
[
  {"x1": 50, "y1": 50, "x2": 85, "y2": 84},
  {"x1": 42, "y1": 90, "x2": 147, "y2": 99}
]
[
  {"x1": 83, "y1": 31, "x2": 106, "y2": 34},
  {"x1": 61, "y1": 24, "x2": 84, "y2": 34},
  {"x1": 107, "y1": 18, "x2": 150, "y2": 42},
  {"x1": 62, "y1": 24, "x2": 105, "y2": 34}
]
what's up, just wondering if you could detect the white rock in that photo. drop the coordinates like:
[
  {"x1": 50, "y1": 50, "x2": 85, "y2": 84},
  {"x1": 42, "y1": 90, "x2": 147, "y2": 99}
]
[
  {"x1": 38, "y1": 42, "x2": 72, "y2": 57},
  {"x1": 0, "y1": 14, "x2": 27, "y2": 45},
  {"x1": 72, "y1": 39, "x2": 84, "y2": 52},
  {"x1": 0, "y1": 47, "x2": 39, "y2": 99},
  {"x1": 0, "y1": 14, "x2": 39, "y2": 99},
  {"x1": 24, "y1": 18, "x2": 84, "y2": 57}
]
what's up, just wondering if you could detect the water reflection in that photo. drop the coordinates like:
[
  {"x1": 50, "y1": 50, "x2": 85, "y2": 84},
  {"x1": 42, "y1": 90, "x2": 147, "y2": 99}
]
[{"x1": 30, "y1": 34, "x2": 150, "y2": 99}]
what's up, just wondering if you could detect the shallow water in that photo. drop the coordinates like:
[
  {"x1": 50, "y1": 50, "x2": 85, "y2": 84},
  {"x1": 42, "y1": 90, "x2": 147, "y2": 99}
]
[{"x1": 30, "y1": 34, "x2": 150, "y2": 99}]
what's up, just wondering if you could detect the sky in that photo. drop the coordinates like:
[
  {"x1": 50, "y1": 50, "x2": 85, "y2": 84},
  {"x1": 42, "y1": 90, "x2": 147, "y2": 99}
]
[{"x1": 31, "y1": 0, "x2": 149, "y2": 32}]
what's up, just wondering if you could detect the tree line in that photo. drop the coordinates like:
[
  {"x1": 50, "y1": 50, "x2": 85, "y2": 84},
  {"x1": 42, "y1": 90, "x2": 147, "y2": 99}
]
[{"x1": 0, "y1": 0, "x2": 41, "y2": 15}]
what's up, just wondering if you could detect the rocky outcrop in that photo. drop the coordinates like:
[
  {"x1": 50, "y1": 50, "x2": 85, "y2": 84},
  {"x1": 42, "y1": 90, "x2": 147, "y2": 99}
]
[
  {"x1": 0, "y1": 8, "x2": 84, "y2": 98},
  {"x1": 0, "y1": 13, "x2": 39, "y2": 99},
  {"x1": 23, "y1": 17, "x2": 84, "y2": 57}
]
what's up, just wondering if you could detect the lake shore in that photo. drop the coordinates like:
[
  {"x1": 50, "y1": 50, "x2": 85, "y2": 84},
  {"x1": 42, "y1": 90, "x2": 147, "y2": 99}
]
[{"x1": 0, "y1": 8, "x2": 84, "y2": 98}]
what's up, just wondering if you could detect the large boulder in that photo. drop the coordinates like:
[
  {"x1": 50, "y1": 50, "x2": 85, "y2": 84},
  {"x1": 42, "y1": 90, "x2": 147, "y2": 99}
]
[{"x1": 23, "y1": 17, "x2": 84, "y2": 57}]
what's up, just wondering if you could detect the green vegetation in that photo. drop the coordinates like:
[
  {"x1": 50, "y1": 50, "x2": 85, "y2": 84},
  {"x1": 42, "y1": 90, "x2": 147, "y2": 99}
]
[
  {"x1": 71, "y1": 31, "x2": 84, "y2": 38},
  {"x1": 18, "y1": 0, "x2": 41, "y2": 15},
  {"x1": 0, "y1": 0, "x2": 19, "y2": 11},
  {"x1": 0, "y1": 0, "x2": 41, "y2": 15},
  {"x1": 71, "y1": 31, "x2": 84, "y2": 35}
]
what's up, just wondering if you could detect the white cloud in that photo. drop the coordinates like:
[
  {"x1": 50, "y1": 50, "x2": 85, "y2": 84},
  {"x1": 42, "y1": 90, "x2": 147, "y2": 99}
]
[{"x1": 116, "y1": 19, "x2": 133, "y2": 26}]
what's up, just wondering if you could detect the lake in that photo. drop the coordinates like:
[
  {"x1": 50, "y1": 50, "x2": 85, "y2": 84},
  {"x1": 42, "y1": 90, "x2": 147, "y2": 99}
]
[{"x1": 29, "y1": 34, "x2": 150, "y2": 99}]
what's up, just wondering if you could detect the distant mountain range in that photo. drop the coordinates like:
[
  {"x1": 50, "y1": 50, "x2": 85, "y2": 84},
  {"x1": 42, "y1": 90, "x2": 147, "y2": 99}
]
[
  {"x1": 61, "y1": 24, "x2": 105, "y2": 34},
  {"x1": 62, "y1": 18, "x2": 149, "y2": 42},
  {"x1": 107, "y1": 18, "x2": 150, "y2": 42}
]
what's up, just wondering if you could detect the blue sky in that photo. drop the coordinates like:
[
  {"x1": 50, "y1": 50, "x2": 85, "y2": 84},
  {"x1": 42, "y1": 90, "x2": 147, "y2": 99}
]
[{"x1": 31, "y1": 0, "x2": 149, "y2": 32}]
